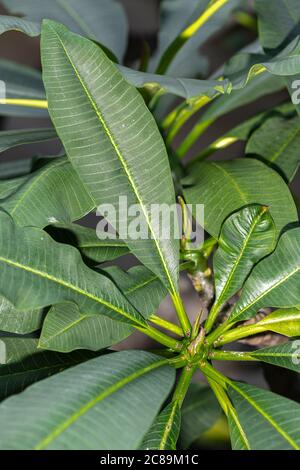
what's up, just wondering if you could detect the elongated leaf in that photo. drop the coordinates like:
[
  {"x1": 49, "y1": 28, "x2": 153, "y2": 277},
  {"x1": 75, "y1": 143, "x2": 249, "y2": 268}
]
[
  {"x1": 182, "y1": 159, "x2": 297, "y2": 238},
  {"x1": 0, "y1": 158, "x2": 34, "y2": 179},
  {"x1": 0, "y1": 211, "x2": 146, "y2": 327},
  {"x1": 252, "y1": 308, "x2": 300, "y2": 337},
  {"x1": 246, "y1": 114, "x2": 300, "y2": 181},
  {"x1": 180, "y1": 383, "x2": 221, "y2": 449},
  {"x1": 227, "y1": 409, "x2": 250, "y2": 450},
  {"x1": 230, "y1": 229, "x2": 300, "y2": 322},
  {"x1": 140, "y1": 401, "x2": 181, "y2": 450},
  {"x1": 0, "y1": 350, "x2": 175, "y2": 450},
  {"x1": 0, "y1": 337, "x2": 101, "y2": 400},
  {"x1": 120, "y1": 66, "x2": 230, "y2": 100},
  {"x1": 0, "y1": 128, "x2": 57, "y2": 153},
  {"x1": 228, "y1": 381, "x2": 300, "y2": 450},
  {"x1": 39, "y1": 265, "x2": 167, "y2": 351},
  {"x1": 256, "y1": 0, "x2": 300, "y2": 52},
  {"x1": 2, "y1": 0, "x2": 128, "y2": 61},
  {"x1": 250, "y1": 340, "x2": 300, "y2": 373},
  {"x1": 0, "y1": 15, "x2": 40, "y2": 36},
  {"x1": 0, "y1": 158, "x2": 94, "y2": 228},
  {"x1": 42, "y1": 21, "x2": 179, "y2": 296},
  {"x1": 0, "y1": 59, "x2": 47, "y2": 117},
  {"x1": 213, "y1": 205, "x2": 276, "y2": 310},
  {"x1": 38, "y1": 302, "x2": 133, "y2": 352},
  {"x1": 47, "y1": 223, "x2": 129, "y2": 265},
  {"x1": 0, "y1": 296, "x2": 44, "y2": 334}
]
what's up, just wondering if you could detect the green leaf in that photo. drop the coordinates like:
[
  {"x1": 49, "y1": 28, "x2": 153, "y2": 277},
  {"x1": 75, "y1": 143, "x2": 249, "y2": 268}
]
[
  {"x1": 38, "y1": 302, "x2": 133, "y2": 352},
  {"x1": 39, "y1": 265, "x2": 167, "y2": 351},
  {"x1": 41, "y1": 21, "x2": 179, "y2": 297},
  {"x1": 182, "y1": 159, "x2": 297, "y2": 238},
  {"x1": 0, "y1": 59, "x2": 47, "y2": 117},
  {"x1": 256, "y1": 0, "x2": 300, "y2": 51},
  {"x1": 47, "y1": 223, "x2": 129, "y2": 265},
  {"x1": 0, "y1": 350, "x2": 175, "y2": 450},
  {"x1": 0, "y1": 15, "x2": 40, "y2": 36},
  {"x1": 250, "y1": 340, "x2": 300, "y2": 373},
  {"x1": 140, "y1": 402, "x2": 181, "y2": 450},
  {"x1": 251, "y1": 308, "x2": 300, "y2": 337},
  {"x1": 213, "y1": 205, "x2": 276, "y2": 311},
  {"x1": 0, "y1": 337, "x2": 101, "y2": 400},
  {"x1": 0, "y1": 211, "x2": 146, "y2": 327},
  {"x1": 246, "y1": 114, "x2": 300, "y2": 182},
  {"x1": 227, "y1": 409, "x2": 250, "y2": 450},
  {"x1": 230, "y1": 229, "x2": 300, "y2": 322},
  {"x1": 2, "y1": 0, "x2": 128, "y2": 61},
  {"x1": 0, "y1": 296, "x2": 44, "y2": 334},
  {"x1": 180, "y1": 383, "x2": 221, "y2": 449},
  {"x1": 228, "y1": 381, "x2": 300, "y2": 450},
  {"x1": 0, "y1": 158, "x2": 94, "y2": 228},
  {"x1": 0, "y1": 128, "x2": 57, "y2": 153},
  {"x1": 120, "y1": 66, "x2": 230, "y2": 100}
]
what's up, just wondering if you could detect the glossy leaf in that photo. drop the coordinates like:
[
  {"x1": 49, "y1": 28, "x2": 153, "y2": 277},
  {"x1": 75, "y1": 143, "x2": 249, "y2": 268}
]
[
  {"x1": 47, "y1": 223, "x2": 129, "y2": 266},
  {"x1": 246, "y1": 114, "x2": 300, "y2": 181},
  {"x1": 2, "y1": 0, "x2": 128, "y2": 61},
  {"x1": 230, "y1": 229, "x2": 300, "y2": 322},
  {"x1": 42, "y1": 21, "x2": 179, "y2": 296},
  {"x1": 0, "y1": 337, "x2": 101, "y2": 400},
  {"x1": 180, "y1": 383, "x2": 221, "y2": 449},
  {"x1": 1, "y1": 158, "x2": 94, "y2": 228},
  {"x1": 252, "y1": 308, "x2": 300, "y2": 337},
  {"x1": 140, "y1": 402, "x2": 181, "y2": 450},
  {"x1": 213, "y1": 205, "x2": 276, "y2": 310},
  {"x1": 0, "y1": 296, "x2": 44, "y2": 334},
  {"x1": 250, "y1": 340, "x2": 300, "y2": 373},
  {"x1": 228, "y1": 381, "x2": 300, "y2": 450},
  {"x1": 0, "y1": 350, "x2": 175, "y2": 450},
  {"x1": 0, "y1": 128, "x2": 57, "y2": 153},
  {"x1": 182, "y1": 159, "x2": 297, "y2": 238},
  {"x1": 39, "y1": 265, "x2": 167, "y2": 351},
  {"x1": 0, "y1": 211, "x2": 146, "y2": 327}
]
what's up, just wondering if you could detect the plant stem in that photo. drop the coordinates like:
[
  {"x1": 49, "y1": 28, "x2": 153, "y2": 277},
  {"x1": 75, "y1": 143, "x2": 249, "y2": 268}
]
[
  {"x1": 215, "y1": 322, "x2": 270, "y2": 346},
  {"x1": 210, "y1": 350, "x2": 258, "y2": 362},
  {"x1": 172, "y1": 364, "x2": 196, "y2": 407},
  {"x1": 171, "y1": 292, "x2": 192, "y2": 337},
  {"x1": 187, "y1": 136, "x2": 239, "y2": 165},
  {"x1": 136, "y1": 324, "x2": 183, "y2": 351},
  {"x1": 0, "y1": 98, "x2": 48, "y2": 109},
  {"x1": 156, "y1": 0, "x2": 229, "y2": 75},
  {"x1": 206, "y1": 321, "x2": 236, "y2": 346},
  {"x1": 150, "y1": 314, "x2": 184, "y2": 337}
]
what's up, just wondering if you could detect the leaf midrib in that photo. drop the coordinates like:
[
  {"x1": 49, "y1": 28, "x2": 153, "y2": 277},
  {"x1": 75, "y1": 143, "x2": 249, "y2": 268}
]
[
  {"x1": 0, "y1": 255, "x2": 145, "y2": 327},
  {"x1": 48, "y1": 23, "x2": 176, "y2": 296},
  {"x1": 35, "y1": 358, "x2": 168, "y2": 449}
]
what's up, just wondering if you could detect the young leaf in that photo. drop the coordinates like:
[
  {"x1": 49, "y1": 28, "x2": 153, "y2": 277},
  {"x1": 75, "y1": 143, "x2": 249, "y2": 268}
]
[
  {"x1": 213, "y1": 205, "x2": 276, "y2": 311},
  {"x1": 0, "y1": 15, "x2": 40, "y2": 36},
  {"x1": 246, "y1": 114, "x2": 300, "y2": 182},
  {"x1": 140, "y1": 402, "x2": 181, "y2": 450},
  {"x1": 0, "y1": 211, "x2": 146, "y2": 327},
  {"x1": 0, "y1": 128, "x2": 57, "y2": 153},
  {"x1": 182, "y1": 159, "x2": 297, "y2": 238},
  {"x1": 180, "y1": 383, "x2": 221, "y2": 449},
  {"x1": 47, "y1": 223, "x2": 129, "y2": 266},
  {"x1": 39, "y1": 265, "x2": 167, "y2": 351},
  {"x1": 2, "y1": 0, "x2": 128, "y2": 61},
  {"x1": 228, "y1": 381, "x2": 300, "y2": 450},
  {"x1": 38, "y1": 302, "x2": 133, "y2": 352},
  {"x1": 41, "y1": 21, "x2": 180, "y2": 298},
  {"x1": 253, "y1": 308, "x2": 300, "y2": 336},
  {"x1": 0, "y1": 296, "x2": 44, "y2": 334},
  {"x1": 0, "y1": 351, "x2": 175, "y2": 450},
  {"x1": 1, "y1": 158, "x2": 94, "y2": 228},
  {"x1": 230, "y1": 229, "x2": 300, "y2": 322},
  {"x1": 250, "y1": 340, "x2": 300, "y2": 373},
  {"x1": 0, "y1": 337, "x2": 101, "y2": 400}
]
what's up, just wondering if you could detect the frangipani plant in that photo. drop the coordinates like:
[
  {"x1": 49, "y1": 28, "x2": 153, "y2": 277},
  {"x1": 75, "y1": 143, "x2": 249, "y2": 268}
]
[{"x1": 0, "y1": 0, "x2": 299, "y2": 450}]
